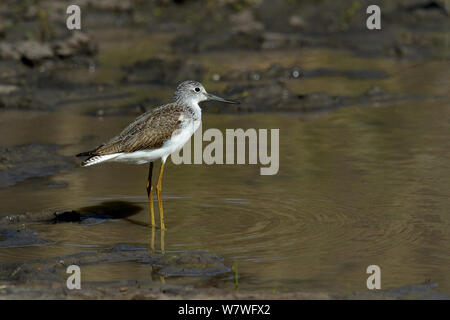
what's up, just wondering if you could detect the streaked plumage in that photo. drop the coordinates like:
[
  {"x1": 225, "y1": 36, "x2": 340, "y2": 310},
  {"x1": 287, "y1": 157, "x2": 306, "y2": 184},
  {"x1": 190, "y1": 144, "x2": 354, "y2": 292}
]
[{"x1": 78, "y1": 102, "x2": 200, "y2": 166}]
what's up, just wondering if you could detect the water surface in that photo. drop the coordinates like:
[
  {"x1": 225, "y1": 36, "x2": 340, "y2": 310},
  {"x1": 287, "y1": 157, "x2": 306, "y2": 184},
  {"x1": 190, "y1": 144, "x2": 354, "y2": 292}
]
[{"x1": 0, "y1": 50, "x2": 449, "y2": 295}]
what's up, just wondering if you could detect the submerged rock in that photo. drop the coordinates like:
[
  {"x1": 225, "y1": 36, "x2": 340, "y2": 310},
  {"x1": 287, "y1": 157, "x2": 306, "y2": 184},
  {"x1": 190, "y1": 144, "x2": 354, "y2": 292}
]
[
  {"x1": 0, "y1": 228, "x2": 54, "y2": 248},
  {"x1": 0, "y1": 210, "x2": 79, "y2": 225},
  {"x1": 0, "y1": 245, "x2": 230, "y2": 282},
  {"x1": 0, "y1": 144, "x2": 74, "y2": 188}
]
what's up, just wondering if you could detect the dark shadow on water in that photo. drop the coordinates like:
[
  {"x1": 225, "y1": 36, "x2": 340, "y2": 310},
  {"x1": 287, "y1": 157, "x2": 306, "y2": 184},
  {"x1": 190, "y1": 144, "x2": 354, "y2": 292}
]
[
  {"x1": 78, "y1": 200, "x2": 142, "y2": 220},
  {"x1": 53, "y1": 201, "x2": 142, "y2": 224}
]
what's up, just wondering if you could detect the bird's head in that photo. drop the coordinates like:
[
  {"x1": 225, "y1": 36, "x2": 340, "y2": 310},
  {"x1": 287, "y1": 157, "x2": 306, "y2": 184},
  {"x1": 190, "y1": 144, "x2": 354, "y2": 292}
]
[{"x1": 173, "y1": 80, "x2": 239, "y2": 106}]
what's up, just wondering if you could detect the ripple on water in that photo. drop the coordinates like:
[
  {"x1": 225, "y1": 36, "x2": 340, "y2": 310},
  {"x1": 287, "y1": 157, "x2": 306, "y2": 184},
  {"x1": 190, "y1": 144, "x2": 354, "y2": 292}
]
[{"x1": 172, "y1": 188, "x2": 427, "y2": 269}]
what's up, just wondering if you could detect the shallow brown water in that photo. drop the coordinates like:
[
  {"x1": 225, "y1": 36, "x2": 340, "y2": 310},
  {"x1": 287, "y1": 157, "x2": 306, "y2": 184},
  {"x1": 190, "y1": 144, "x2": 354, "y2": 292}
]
[{"x1": 0, "y1": 46, "x2": 449, "y2": 295}]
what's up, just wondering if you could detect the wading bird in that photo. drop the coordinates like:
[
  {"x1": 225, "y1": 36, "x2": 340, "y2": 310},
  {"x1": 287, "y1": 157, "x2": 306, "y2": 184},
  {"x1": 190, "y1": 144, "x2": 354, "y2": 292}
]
[{"x1": 77, "y1": 80, "x2": 238, "y2": 230}]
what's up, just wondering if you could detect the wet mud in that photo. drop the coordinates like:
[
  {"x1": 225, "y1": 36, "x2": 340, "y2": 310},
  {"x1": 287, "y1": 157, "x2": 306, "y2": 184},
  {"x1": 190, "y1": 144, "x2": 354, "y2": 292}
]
[
  {"x1": 0, "y1": 228, "x2": 54, "y2": 248},
  {"x1": 0, "y1": 0, "x2": 449, "y2": 299},
  {"x1": 0, "y1": 144, "x2": 74, "y2": 188},
  {"x1": 0, "y1": 0, "x2": 447, "y2": 114}
]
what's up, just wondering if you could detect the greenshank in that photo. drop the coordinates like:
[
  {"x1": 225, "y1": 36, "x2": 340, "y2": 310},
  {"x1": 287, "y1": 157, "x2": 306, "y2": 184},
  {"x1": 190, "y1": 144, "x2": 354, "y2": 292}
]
[{"x1": 77, "y1": 80, "x2": 238, "y2": 230}]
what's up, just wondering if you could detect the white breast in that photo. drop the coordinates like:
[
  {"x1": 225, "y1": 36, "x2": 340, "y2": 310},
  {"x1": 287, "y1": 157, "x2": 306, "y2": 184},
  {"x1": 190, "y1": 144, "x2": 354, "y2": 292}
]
[
  {"x1": 113, "y1": 107, "x2": 201, "y2": 165},
  {"x1": 163, "y1": 116, "x2": 200, "y2": 159}
]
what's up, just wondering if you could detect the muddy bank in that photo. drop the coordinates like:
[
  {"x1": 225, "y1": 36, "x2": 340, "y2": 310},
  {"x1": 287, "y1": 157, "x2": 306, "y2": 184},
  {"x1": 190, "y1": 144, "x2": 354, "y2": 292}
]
[
  {"x1": 91, "y1": 59, "x2": 435, "y2": 115},
  {"x1": 82, "y1": 84, "x2": 431, "y2": 117},
  {"x1": 0, "y1": 202, "x2": 233, "y2": 298},
  {"x1": 0, "y1": 246, "x2": 237, "y2": 299},
  {"x1": 0, "y1": 276, "x2": 446, "y2": 300},
  {"x1": 214, "y1": 84, "x2": 431, "y2": 113},
  {"x1": 0, "y1": 225, "x2": 234, "y2": 299},
  {"x1": 170, "y1": 0, "x2": 449, "y2": 59},
  {"x1": 121, "y1": 59, "x2": 389, "y2": 84},
  {"x1": 0, "y1": 61, "x2": 121, "y2": 111},
  {"x1": 0, "y1": 144, "x2": 74, "y2": 188},
  {"x1": 218, "y1": 64, "x2": 389, "y2": 82},
  {"x1": 2, "y1": 0, "x2": 444, "y2": 61},
  {"x1": 0, "y1": 280, "x2": 331, "y2": 300},
  {"x1": 0, "y1": 0, "x2": 447, "y2": 115},
  {"x1": 0, "y1": 244, "x2": 230, "y2": 282},
  {"x1": 0, "y1": 204, "x2": 448, "y2": 300},
  {"x1": 2, "y1": 59, "x2": 422, "y2": 115}
]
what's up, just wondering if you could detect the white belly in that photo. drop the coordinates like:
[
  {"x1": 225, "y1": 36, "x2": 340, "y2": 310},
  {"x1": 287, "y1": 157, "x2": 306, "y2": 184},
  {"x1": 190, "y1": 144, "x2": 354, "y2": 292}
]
[{"x1": 112, "y1": 119, "x2": 200, "y2": 164}]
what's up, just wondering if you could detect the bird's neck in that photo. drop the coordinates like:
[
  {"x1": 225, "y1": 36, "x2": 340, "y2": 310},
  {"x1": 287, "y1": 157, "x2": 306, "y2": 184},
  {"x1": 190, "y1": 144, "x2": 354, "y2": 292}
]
[
  {"x1": 184, "y1": 101, "x2": 202, "y2": 121},
  {"x1": 189, "y1": 102, "x2": 202, "y2": 120}
]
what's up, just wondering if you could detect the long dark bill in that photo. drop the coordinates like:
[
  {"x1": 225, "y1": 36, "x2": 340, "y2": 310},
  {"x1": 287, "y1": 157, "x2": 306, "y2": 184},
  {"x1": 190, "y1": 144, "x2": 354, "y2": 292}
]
[{"x1": 206, "y1": 92, "x2": 240, "y2": 104}]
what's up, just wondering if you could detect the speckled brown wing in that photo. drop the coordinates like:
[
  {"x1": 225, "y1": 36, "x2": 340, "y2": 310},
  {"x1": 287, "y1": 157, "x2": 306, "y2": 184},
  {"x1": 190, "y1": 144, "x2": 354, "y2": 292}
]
[{"x1": 91, "y1": 103, "x2": 185, "y2": 156}]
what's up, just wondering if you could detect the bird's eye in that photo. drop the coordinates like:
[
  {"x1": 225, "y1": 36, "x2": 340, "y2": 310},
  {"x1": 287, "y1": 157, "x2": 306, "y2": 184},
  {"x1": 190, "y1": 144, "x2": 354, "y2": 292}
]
[{"x1": 194, "y1": 87, "x2": 200, "y2": 92}]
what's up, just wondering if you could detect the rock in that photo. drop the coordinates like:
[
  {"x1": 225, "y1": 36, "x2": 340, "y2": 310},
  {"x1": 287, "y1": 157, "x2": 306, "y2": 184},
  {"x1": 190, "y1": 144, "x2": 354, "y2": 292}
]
[
  {"x1": 0, "y1": 34, "x2": 97, "y2": 66},
  {"x1": 53, "y1": 32, "x2": 97, "y2": 58},
  {"x1": 0, "y1": 85, "x2": 18, "y2": 95},
  {"x1": 230, "y1": 9, "x2": 264, "y2": 33},
  {"x1": 0, "y1": 42, "x2": 20, "y2": 60},
  {"x1": 288, "y1": 15, "x2": 306, "y2": 30},
  {"x1": 15, "y1": 41, "x2": 53, "y2": 65},
  {"x1": 295, "y1": 92, "x2": 343, "y2": 112},
  {"x1": 0, "y1": 144, "x2": 74, "y2": 188},
  {"x1": 223, "y1": 82, "x2": 294, "y2": 112}
]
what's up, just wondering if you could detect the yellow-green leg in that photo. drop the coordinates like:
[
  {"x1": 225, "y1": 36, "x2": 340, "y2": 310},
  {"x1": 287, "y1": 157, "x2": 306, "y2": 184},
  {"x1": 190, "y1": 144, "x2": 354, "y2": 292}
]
[
  {"x1": 156, "y1": 161, "x2": 166, "y2": 231},
  {"x1": 146, "y1": 162, "x2": 155, "y2": 227},
  {"x1": 150, "y1": 226, "x2": 155, "y2": 253},
  {"x1": 161, "y1": 229, "x2": 165, "y2": 254}
]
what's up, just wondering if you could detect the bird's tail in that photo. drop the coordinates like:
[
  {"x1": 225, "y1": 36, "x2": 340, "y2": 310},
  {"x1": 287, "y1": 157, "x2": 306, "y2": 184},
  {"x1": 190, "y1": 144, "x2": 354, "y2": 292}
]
[
  {"x1": 76, "y1": 150, "x2": 97, "y2": 167},
  {"x1": 76, "y1": 151, "x2": 119, "y2": 167}
]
